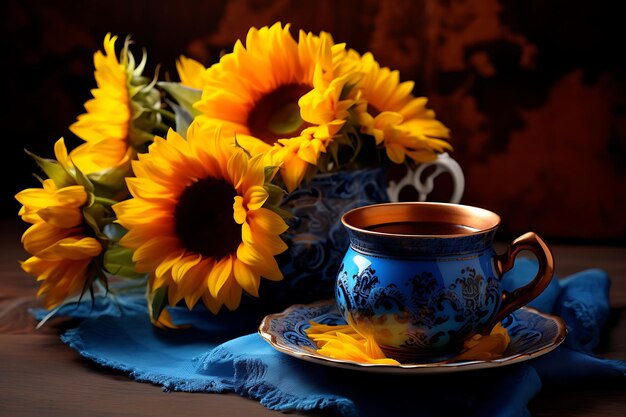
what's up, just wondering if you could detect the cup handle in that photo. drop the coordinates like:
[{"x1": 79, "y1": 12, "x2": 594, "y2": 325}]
[
  {"x1": 482, "y1": 232, "x2": 555, "y2": 335},
  {"x1": 386, "y1": 152, "x2": 465, "y2": 204}
]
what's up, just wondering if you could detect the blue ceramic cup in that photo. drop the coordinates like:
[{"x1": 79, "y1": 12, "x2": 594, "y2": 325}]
[{"x1": 335, "y1": 202, "x2": 554, "y2": 362}]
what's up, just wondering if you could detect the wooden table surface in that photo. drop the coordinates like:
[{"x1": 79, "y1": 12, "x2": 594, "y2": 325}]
[{"x1": 1, "y1": 218, "x2": 625, "y2": 416}]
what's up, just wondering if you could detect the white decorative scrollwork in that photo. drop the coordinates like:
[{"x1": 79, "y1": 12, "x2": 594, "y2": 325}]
[{"x1": 386, "y1": 153, "x2": 465, "y2": 204}]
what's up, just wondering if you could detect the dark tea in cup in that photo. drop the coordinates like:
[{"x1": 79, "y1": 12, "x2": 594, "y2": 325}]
[{"x1": 365, "y1": 221, "x2": 480, "y2": 235}]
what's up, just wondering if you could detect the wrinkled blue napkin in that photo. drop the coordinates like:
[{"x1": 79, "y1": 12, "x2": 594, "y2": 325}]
[{"x1": 33, "y1": 259, "x2": 625, "y2": 417}]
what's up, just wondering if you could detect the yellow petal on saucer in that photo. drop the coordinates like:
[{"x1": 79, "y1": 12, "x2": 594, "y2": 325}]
[
  {"x1": 306, "y1": 320, "x2": 511, "y2": 364},
  {"x1": 306, "y1": 321, "x2": 400, "y2": 365},
  {"x1": 453, "y1": 322, "x2": 511, "y2": 361}
]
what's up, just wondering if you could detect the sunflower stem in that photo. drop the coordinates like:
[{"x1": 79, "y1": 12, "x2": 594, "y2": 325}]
[
  {"x1": 94, "y1": 196, "x2": 119, "y2": 206},
  {"x1": 154, "y1": 108, "x2": 177, "y2": 123}
]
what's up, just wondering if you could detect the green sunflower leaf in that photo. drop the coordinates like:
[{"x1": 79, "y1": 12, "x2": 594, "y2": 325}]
[
  {"x1": 272, "y1": 206, "x2": 294, "y2": 220},
  {"x1": 82, "y1": 203, "x2": 112, "y2": 241},
  {"x1": 166, "y1": 100, "x2": 194, "y2": 137},
  {"x1": 103, "y1": 245, "x2": 143, "y2": 279},
  {"x1": 150, "y1": 286, "x2": 169, "y2": 322},
  {"x1": 88, "y1": 164, "x2": 132, "y2": 200},
  {"x1": 264, "y1": 183, "x2": 286, "y2": 207},
  {"x1": 24, "y1": 149, "x2": 74, "y2": 188},
  {"x1": 340, "y1": 81, "x2": 358, "y2": 101},
  {"x1": 158, "y1": 82, "x2": 202, "y2": 118},
  {"x1": 264, "y1": 166, "x2": 281, "y2": 183},
  {"x1": 70, "y1": 159, "x2": 95, "y2": 194},
  {"x1": 128, "y1": 103, "x2": 159, "y2": 150}
]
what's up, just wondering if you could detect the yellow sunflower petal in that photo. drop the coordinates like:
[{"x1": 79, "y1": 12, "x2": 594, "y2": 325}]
[
  {"x1": 234, "y1": 135, "x2": 272, "y2": 157},
  {"x1": 53, "y1": 138, "x2": 72, "y2": 171},
  {"x1": 202, "y1": 292, "x2": 223, "y2": 315},
  {"x1": 171, "y1": 253, "x2": 203, "y2": 284},
  {"x1": 244, "y1": 185, "x2": 268, "y2": 211},
  {"x1": 70, "y1": 138, "x2": 133, "y2": 175},
  {"x1": 227, "y1": 148, "x2": 249, "y2": 191},
  {"x1": 36, "y1": 237, "x2": 102, "y2": 261},
  {"x1": 207, "y1": 256, "x2": 233, "y2": 298},
  {"x1": 217, "y1": 275, "x2": 242, "y2": 311},
  {"x1": 404, "y1": 149, "x2": 438, "y2": 163},
  {"x1": 385, "y1": 143, "x2": 406, "y2": 164},
  {"x1": 242, "y1": 221, "x2": 287, "y2": 255},
  {"x1": 55, "y1": 186, "x2": 90, "y2": 207},
  {"x1": 168, "y1": 282, "x2": 185, "y2": 307},
  {"x1": 280, "y1": 153, "x2": 310, "y2": 192},
  {"x1": 179, "y1": 258, "x2": 213, "y2": 309},
  {"x1": 21, "y1": 257, "x2": 56, "y2": 282},
  {"x1": 233, "y1": 258, "x2": 261, "y2": 297},
  {"x1": 132, "y1": 237, "x2": 182, "y2": 268},
  {"x1": 15, "y1": 185, "x2": 85, "y2": 210},
  {"x1": 176, "y1": 55, "x2": 206, "y2": 90},
  {"x1": 113, "y1": 199, "x2": 166, "y2": 228},
  {"x1": 241, "y1": 153, "x2": 267, "y2": 190},
  {"x1": 306, "y1": 321, "x2": 400, "y2": 365},
  {"x1": 152, "y1": 308, "x2": 181, "y2": 330},
  {"x1": 22, "y1": 256, "x2": 93, "y2": 310},
  {"x1": 57, "y1": 237, "x2": 102, "y2": 258},
  {"x1": 235, "y1": 242, "x2": 264, "y2": 265},
  {"x1": 126, "y1": 177, "x2": 176, "y2": 202},
  {"x1": 233, "y1": 196, "x2": 247, "y2": 225},
  {"x1": 374, "y1": 111, "x2": 404, "y2": 129},
  {"x1": 241, "y1": 222, "x2": 254, "y2": 246},
  {"x1": 236, "y1": 243, "x2": 283, "y2": 281},
  {"x1": 454, "y1": 330, "x2": 510, "y2": 361},
  {"x1": 248, "y1": 208, "x2": 289, "y2": 235},
  {"x1": 21, "y1": 223, "x2": 79, "y2": 255},
  {"x1": 155, "y1": 251, "x2": 185, "y2": 279},
  {"x1": 37, "y1": 206, "x2": 84, "y2": 229}
]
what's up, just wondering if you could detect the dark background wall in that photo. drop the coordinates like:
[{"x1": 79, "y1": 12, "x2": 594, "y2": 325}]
[{"x1": 3, "y1": 0, "x2": 625, "y2": 244}]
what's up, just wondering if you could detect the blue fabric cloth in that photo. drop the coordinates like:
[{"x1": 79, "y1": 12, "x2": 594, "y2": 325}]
[{"x1": 33, "y1": 258, "x2": 625, "y2": 417}]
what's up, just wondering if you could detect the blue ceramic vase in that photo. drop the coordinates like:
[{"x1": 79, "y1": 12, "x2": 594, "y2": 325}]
[{"x1": 254, "y1": 167, "x2": 389, "y2": 311}]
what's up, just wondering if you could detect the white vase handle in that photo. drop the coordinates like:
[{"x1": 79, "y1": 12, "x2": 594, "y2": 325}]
[{"x1": 386, "y1": 152, "x2": 465, "y2": 204}]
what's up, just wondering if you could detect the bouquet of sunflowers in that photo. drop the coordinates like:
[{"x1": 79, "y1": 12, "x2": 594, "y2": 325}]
[{"x1": 16, "y1": 23, "x2": 452, "y2": 328}]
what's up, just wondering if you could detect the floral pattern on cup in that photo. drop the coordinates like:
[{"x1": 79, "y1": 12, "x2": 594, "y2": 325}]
[{"x1": 336, "y1": 261, "x2": 500, "y2": 357}]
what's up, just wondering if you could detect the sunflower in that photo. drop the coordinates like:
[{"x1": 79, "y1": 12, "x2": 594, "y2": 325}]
[
  {"x1": 69, "y1": 33, "x2": 164, "y2": 184},
  {"x1": 354, "y1": 52, "x2": 452, "y2": 164},
  {"x1": 113, "y1": 122, "x2": 289, "y2": 323},
  {"x1": 16, "y1": 140, "x2": 102, "y2": 310},
  {"x1": 193, "y1": 22, "x2": 360, "y2": 191}
]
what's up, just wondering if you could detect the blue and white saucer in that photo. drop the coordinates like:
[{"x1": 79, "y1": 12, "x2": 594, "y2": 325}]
[{"x1": 258, "y1": 300, "x2": 567, "y2": 374}]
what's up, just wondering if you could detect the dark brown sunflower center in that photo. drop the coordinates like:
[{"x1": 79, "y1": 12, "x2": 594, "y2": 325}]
[
  {"x1": 247, "y1": 83, "x2": 313, "y2": 145},
  {"x1": 174, "y1": 177, "x2": 241, "y2": 259}
]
